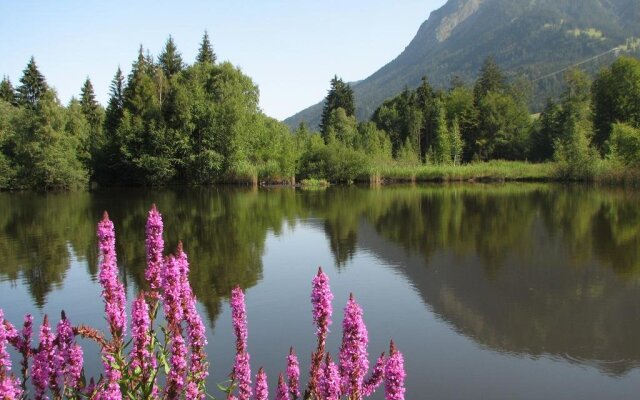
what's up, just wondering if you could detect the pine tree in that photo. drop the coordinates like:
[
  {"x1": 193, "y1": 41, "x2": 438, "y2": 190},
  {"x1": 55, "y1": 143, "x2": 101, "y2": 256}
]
[
  {"x1": 158, "y1": 35, "x2": 184, "y2": 78},
  {"x1": 0, "y1": 76, "x2": 16, "y2": 105},
  {"x1": 17, "y1": 57, "x2": 48, "y2": 107},
  {"x1": 432, "y1": 99, "x2": 451, "y2": 164},
  {"x1": 105, "y1": 67, "x2": 125, "y2": 134},
  {"x1": 80, "y1": 77, "x2": 103, "y2": 129},
  {"x1": 196, "y1": 31, "x2": 216, "y2": 64},
  {"x1": 473, "y1": 56, "x2": 505, "y2": 103},
  {"x1": 449, "y1": 118, "x2": 463, "y2": 165},
  {"x1": 320, "y1": 75, "x2": 355, "y2": 136}
]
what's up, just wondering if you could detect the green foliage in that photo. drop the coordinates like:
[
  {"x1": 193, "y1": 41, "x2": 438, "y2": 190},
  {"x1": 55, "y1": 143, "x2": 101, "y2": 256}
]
[
  {"x1": 196, "y1": 31, "x2": 217, "y2": 64},
  {"x1": 320, "y1": 76, "x2": 355, "y2": 135},
  {"x1": 609, "y1": 123, "x2": 640, "y2": 165},
  {"x1": 592, "y1": 56, "x2": 640, "y2": 152},
  {"x1": 17, "y1": 57, "x2": 48, "y2": 107},
  {"x1": 554, "y1": 69, "x2": 598, "y2": 179},
  {"x1": 0, "y1": 77, "x2": 16, "y2": 106},
  {"x1": 158, "y1": 35, "x2": 184, "y2": 78},
  {"x1": 298, "y1": 137, "x2": 369, "y2": 183}
]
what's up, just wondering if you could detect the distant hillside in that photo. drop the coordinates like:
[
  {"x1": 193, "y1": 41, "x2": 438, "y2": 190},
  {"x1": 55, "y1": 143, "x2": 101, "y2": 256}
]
[{"x1": 285, "y1": 0, "x2": 640, "y2": 130}]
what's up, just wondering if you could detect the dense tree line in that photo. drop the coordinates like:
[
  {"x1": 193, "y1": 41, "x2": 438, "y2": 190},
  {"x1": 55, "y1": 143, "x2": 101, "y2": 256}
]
[
  {"x1": 296, "y1": 55, "x2": 640, "y2": 181},
  {"x1": 0, "y1": 33, "x2": 297, "y2": 190},
  {"x1": 1, "y1": 42, "x2": 640, "y2": 189}
]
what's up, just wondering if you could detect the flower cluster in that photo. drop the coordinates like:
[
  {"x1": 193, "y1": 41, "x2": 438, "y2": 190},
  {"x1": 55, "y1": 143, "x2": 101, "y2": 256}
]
[{"x1": 0, "y1": 205, "x2": 405, "y2": 400}]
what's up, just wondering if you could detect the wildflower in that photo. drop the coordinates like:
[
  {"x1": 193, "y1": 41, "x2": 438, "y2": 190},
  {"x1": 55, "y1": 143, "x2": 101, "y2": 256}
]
[
  {"x1": 177, "y1": 245, "x2": 208, "y2": 398},
  {"x1": 384, "y1": 341, "x2": 405, "y2": 400},
  {"x1": 254, "y1": 367, "x2": 268, "y2": 400},
  {"x1": 145, "y1": 204, "x2": 165, "y2": 297},
  {"x1": 318, "y1": 354, "x2": 340, "y2": 400},
  {"x1": 362, "y1": 353, "x2": 385, "y2": 397},
  {"x1": 32, "y1": 315, "x2": 56, "y2": 399},
  {"x1": 55, "y1": 312, "x2": 83, "y2": 392},
  {"x1": 309, "y1": 267, "x2": 333, "y2": 395},
  {"x1": 166, "y1": 327, "x2": 187, "y2": 398},
  {"x1": 231, "y1": 286, "x2": 248, "y2": 354},
  {"x1": 97, "y1": 212, "x2": 127, "y2": 339},
  {"x1": 275, "y1": 373, "x2": 289, "y2": 400},
  {"x1": 0, "y1": 310, "x2": 22, "y2": 400},
  {"x1": 339, "y1": 293, "x2": 369, "y2": 397},
  {"x1": 163, "y1": 256, "x2": 183, "y2": 326},
  {"x1": 131, "y1": 292, "x2": 155, "y2": 392},
  {"x1": 286, "y1": 347, "x2": 300, "y2": 399}
]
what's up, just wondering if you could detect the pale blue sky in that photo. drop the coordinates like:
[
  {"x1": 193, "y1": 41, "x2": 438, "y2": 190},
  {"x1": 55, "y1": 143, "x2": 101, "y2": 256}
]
[{"x1": 0, "y1": 1, "x2": 446, "y2": 120}]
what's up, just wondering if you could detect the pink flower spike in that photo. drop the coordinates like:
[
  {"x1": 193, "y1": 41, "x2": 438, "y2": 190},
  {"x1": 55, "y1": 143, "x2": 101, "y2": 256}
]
[
  {"x1": 32, "y1": 315, "x2": 55, "y2": 399},
  {"x1": 0, "y1": 310, "x2": 22, "y2": 400},
  {"x1": 362, "y1": 352, "x2": 385, "y2": 397},
  {"x1": 286, "y1": 347, "x2": 300, "y2": 399},
  {"x1": 97, "y1": 212, "x2": 127, "y2": 339},
  {"x1": 318, "y1": 354, "x2": 340, "y2": 400},
  {"x1": 275, "y1": 373, "x2": 290, "y2": 400},
  {"x1": 384, "y1": 341, "x2": 406, "y2": 400},
  {"x1": 339, "y1": 293, "x2": 369, "y2": 397},
  {"x1": 254, "y1": 367, "x2": 268, "y2": 400},
  {"x1": 145, "y1": 204, "x2": 165, "y2": 297}
]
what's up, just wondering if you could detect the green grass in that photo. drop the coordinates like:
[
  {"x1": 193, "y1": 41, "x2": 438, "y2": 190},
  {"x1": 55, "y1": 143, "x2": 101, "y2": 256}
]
[{"x1": 363, "y1": 161, "x2": 559, "y2": 183}]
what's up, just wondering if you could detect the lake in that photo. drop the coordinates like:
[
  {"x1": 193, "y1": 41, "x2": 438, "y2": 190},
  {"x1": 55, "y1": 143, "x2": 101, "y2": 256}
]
[{"x1": 1, "y1": 184, "x2": 640, "y2": 399}]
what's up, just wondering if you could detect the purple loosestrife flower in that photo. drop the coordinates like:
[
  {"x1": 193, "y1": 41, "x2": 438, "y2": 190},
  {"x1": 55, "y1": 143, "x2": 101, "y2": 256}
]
[
  {"x1": 98, "y1": 354, "x2": 122, "y2": 400},
  {"x1": 177, "y1": 245, "x2": 208, "y2": 399},
  {"x1": 0, "y1": 310, "x2": 22, "y2": 400},
  {"x1": 233, "y1": 352, "x2": 252, "y2": 400},
  {"x1": 362, "y1": 353, "x2": 385, "y2": 397},
  {"x1": 318, "y1": 354, "x2": 340, "y2": 400},
  {"x1": 163, "y1": 256, "x2": 184, "y2": 327},
  {"x1": 230, "y1": 286, "x2": 248, "y2": 354},
  {"x1": 275, "y1": 373, "x2": 289, "y2": 400},
  {"x1": 309, "y1": 267, "x2": 333, "y2": 395},
  {"x1": 97, "y1": 212, "x2": 127, "y2": 339},
  {"x1": 145, "y1": 204, "x2": 165, "y2": 297},
  {"x1": 384, "y1": 341, "x2": 405, "y2": 400},
  {"x1": 230, "y1": 286, "x2": 251, "y2": 400},
  {"x1": 166, "y1": 328, "x2": 187, "y2": 399},
  {"x1": 286, "y1": 347, "x2": 300, "y2": 399},
  {"x1": 131, "y1": 292, "x2": 156, "y2": 391},
  {"x1": 55, "y1": 312, "x2": 83, "y2": 392},
  {"x1": 254, "y1": 367, "x2": 268, "y2": 400},
  {"x1": 32, "y1": 315, "x2": 56, "y2": 399},
  {"x1": 339, "y1": 293, "x2": 369, "y2": 398}
]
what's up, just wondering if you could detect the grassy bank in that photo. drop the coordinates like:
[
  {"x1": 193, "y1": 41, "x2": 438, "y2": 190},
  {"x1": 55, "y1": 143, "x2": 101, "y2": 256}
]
[{"x1": 355, "y1": 160, "x2": 640, "y2": 185}]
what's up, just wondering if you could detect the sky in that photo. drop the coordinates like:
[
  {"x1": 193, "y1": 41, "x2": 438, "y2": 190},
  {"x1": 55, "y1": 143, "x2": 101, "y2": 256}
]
[{"x1": 0, "y1": 0, "x2": 447, "y2": 121}]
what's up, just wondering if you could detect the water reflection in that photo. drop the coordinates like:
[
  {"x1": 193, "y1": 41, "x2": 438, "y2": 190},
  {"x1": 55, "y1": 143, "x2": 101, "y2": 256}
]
[{"x1": 0, "y1": 185, "x2": 640, "y2": 376}]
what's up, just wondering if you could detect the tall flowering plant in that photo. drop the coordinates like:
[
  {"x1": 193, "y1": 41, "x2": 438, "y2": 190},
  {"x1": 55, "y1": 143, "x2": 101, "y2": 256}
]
[{"x1": 0, "y1": 205, "x2": 405, "y2": 400}]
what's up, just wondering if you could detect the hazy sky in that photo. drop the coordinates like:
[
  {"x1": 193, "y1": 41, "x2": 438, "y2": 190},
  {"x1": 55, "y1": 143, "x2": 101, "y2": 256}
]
[{"x1": 0, "y1": 1, "x2": 446, "y2": 120}]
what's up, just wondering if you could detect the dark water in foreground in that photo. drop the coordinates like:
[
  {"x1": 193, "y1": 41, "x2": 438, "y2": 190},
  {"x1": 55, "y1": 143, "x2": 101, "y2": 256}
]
[{"x1": 1, "y1": 184, "x2": 640, "y2": 399}]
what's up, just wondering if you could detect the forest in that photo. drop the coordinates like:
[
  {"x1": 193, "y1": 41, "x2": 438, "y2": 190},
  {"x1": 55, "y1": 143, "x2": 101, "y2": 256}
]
[{"x1": 0, "y1": 33, "x2": 639, "y2": 190}]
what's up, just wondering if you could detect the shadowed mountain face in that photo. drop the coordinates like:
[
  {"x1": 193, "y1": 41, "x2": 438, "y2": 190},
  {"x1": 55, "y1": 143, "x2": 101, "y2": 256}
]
[{"x1": 285, "y1": 0, "x2": 640, "y2": 129}]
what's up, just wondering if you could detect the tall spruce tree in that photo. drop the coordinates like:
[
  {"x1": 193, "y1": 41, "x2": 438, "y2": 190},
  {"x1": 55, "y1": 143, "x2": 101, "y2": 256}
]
[
  {"x1": 80, "y1": 78, "x2": 103, "y2": 129},
  {"x1": 320, "y1": 75, "x2": 355, "y2": 136},
  {"x1": 17, "y1": 57, "x2": 48, "y2": 107},
  {"x1": 196, "y1": 31, "x2": 216, "y2": 64},
  {"x1": 105, "y1": 67, "x2": 125, "y2": 134},
  {"x1": 158, "y1": 35, "x2": 184, "y2": 78},
  {"x1": 0, "y1": 77, "x2": 16, "y2": 105},
  {"x1": 473, "y1": 56, "x2": 505, "y2": 103}
]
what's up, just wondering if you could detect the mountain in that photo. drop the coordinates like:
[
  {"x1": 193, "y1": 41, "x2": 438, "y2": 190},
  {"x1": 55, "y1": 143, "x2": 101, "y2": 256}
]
[{"x1": 285, "y1": 0, "x2": 640, "y2": 130}]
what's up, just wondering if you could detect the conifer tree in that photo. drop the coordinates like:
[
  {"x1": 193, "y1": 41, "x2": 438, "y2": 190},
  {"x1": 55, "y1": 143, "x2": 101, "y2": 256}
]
[
  {"x1": 105, "y1": 67, "x2": 125, "y2": 134},
  {"x1": 431, "y1": 99, "x2": 451, "y2": 164},
  {"x1": 473, "y1": 56, "x2": 505, "y2": 103},
  {"x1": 80, "y1": 77, "x2": 103, "y2": 129},
  {"x1": 320, "y1": 75, "x2": 355, "y2": 136},
  {"x1": 158, "y1": 35, "x2": 184, "y2": 78},
  {"x1": 0, "y1": 76, "x2": 16, "y2": 105},
  {"x1": 17, "y1": 57, "x2": 48, "y2": 107},
  {"x1": 196, "y1": 31, "x2": 216, "y2": 64}
]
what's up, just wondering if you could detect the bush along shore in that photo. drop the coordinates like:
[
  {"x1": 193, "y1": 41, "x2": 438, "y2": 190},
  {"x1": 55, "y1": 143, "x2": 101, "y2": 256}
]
[
  {"x1": 0, "y1": 205, "x2": 406, "y2": 400},
  {"x1": 1, "y1": 34, "x2": 640, "y2": 190}
]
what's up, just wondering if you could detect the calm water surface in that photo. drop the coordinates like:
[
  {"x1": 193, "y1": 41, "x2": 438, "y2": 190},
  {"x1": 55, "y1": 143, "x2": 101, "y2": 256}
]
[{"x1": 1, "y1": 184, "x2": 640, "y2": 399}]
